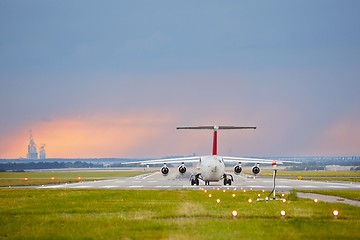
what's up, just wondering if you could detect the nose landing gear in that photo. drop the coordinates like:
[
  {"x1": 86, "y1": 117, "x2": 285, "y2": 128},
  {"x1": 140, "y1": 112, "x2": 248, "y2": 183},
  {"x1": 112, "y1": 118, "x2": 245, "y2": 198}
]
[
  {"x1": 222, "y1": 174, "x2": 233, "y2": 185},
  {"x1": 190, "y1": 173, "x2": 202, "y2": 186}
]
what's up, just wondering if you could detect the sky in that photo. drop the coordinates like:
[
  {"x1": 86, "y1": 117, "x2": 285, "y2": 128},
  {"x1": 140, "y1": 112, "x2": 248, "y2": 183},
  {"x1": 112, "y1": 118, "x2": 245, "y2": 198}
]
[{"x1": 0, "y1": 0, "x2": 359, "y2": 158}]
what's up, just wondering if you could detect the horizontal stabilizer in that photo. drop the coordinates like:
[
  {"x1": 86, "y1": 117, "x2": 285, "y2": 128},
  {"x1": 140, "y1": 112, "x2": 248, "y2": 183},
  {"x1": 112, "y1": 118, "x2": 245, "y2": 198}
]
[{"x1": 177, "y1": 126, "x2": 256, "y2": 130}]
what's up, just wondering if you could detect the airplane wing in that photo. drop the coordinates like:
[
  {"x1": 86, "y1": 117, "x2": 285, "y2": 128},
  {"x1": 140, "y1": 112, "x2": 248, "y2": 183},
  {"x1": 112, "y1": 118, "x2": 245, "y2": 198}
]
[
  {"x1": 122, "y1": 156, "x2": 200, "y2": 165},
  {"x1": 222, "y1": 156, "x2": 301, "y2": 164}
]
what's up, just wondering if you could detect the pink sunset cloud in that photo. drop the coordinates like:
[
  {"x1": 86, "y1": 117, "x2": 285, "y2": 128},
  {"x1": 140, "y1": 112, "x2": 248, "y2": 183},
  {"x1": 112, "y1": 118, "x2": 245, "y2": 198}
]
[
  {"x1": 307, "y1": 116, "x2": 360, "y2": 156},
  {"x1": 0, "y1": 111, "x2": 177, "y2": 158}
]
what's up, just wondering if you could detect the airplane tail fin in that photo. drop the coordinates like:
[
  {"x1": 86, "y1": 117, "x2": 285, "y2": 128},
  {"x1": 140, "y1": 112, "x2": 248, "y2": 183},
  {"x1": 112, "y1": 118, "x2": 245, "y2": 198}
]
[{"x1": 176, "y1": 125, "x2": 256, "y2": 156}]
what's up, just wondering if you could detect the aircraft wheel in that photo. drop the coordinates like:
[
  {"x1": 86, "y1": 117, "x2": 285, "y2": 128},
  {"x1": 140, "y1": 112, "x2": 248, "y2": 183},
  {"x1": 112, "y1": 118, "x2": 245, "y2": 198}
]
[
  {"x1": 227, "y1": 179, "x2": 232, "y2": 185},
  {"x1": 195, "y1": 179, "x2": 199, "y2": 185}
]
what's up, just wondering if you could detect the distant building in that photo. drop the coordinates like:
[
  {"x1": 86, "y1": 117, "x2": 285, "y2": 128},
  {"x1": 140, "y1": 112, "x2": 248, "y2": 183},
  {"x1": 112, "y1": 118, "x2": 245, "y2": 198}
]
[
  {"x1": 27, "y1": 130, "x2": 38, "y2": 159},
  {"x1": 39, "y1": 144, "x2": 46, "y2": 159},
  {"x1": 325, "y1": 165, "x2": 352, "y2": 171}
]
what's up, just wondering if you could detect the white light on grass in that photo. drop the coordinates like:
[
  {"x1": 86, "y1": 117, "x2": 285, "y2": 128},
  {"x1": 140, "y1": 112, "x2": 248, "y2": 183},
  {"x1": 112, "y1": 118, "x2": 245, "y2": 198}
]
[
  {"x1": 232, "y1": 210, "x2": 238, "y2": 217},
  {"x1": 248, "y1": 199, "x2": 252, "y2": 203},
  {"x1": 282, "y1": 199, "x2": 287, "y2": 203},
  {"x1": 280, "y1": 210, "x2": 286, "y2": 216},
  {"x1": 208, "y1": 194, "x2": 212, "y2": 198},
  {"x1": 216, "y1": 199, "x2": 221, "y2": 203},
  {"x1": 232, "y1": 194, "x2": 236, "y2": 198},
  {"x1": 314, "y1": 199, "x2": 318, "y2": 203},
  {"x1": 333, "y1": 210, "x2": 339, "y2": 217}
]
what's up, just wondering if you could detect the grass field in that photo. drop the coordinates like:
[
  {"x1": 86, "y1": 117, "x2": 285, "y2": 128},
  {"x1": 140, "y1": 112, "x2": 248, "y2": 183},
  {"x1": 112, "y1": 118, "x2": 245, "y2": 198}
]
[
  {"x1": 0, "y1": 189, "x2": 359, "y2": 240},
  {"x1": 0, "y1": 171, "x2": 145, "y2": 187}
]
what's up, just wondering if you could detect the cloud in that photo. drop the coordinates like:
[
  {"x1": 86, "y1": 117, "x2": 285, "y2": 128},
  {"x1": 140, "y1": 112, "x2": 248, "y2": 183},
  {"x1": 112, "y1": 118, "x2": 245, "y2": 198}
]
[
  {"x1": 0, "y1": 111, "x2": 177, "y2": 158},
  {"x1": 307, "y1": 113, "x2": 360, "y2": 156}
]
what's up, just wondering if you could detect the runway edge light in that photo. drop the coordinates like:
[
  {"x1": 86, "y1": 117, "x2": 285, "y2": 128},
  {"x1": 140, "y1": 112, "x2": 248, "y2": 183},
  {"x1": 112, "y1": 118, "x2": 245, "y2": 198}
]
[
  {"x1": 232, "y1": 210, "x2": 238, "y2": 218},
  {"x1": 280, "y1": 210, "x2": 286, "y2": 220}
]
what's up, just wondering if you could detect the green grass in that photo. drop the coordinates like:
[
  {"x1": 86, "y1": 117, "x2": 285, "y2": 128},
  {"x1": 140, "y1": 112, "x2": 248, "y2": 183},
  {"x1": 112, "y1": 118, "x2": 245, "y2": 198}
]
[
  {"x1": 0, "y1": 171, "x2": 146, "y2": 187},
  {"x1": 0, "y1": 189, "x2": 359, "y2": 239}
]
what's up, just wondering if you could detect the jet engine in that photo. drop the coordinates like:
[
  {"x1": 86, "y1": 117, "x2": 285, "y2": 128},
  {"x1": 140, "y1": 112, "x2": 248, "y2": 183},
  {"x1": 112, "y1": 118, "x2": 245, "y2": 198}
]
[
  {"x1": 178, "y1": 164, "x2": 186, "y2": 174},
  {"x1": 251, "y1": 164, "x2": 261, "y2": 175},
  {"x1": 233, "y1": 164, "x2": 242, "y2": 174},
  {"x1": 160, "y1": 164, "x2": 169, "y2": 176}
]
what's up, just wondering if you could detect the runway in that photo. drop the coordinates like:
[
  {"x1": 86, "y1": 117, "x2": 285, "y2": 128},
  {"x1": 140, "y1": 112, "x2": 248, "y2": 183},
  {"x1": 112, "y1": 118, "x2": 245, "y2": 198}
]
[{"x1": 37, "y1": 170, "x2": 360, "y2": 191}]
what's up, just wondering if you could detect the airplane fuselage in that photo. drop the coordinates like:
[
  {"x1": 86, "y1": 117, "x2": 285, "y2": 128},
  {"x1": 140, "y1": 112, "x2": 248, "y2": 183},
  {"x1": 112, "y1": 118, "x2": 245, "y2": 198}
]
[{"x1": 197, "y1": 155, "x2": 225, "y2": 182}]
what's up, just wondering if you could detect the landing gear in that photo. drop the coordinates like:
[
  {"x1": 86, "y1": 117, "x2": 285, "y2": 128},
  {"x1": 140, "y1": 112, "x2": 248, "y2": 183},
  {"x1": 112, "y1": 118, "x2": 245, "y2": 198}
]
[
  {"x1": 191, "y1": 178, "x2": 199, "y2": 186},
  {"x1": 224, "y1": 178, "x2": 232, "y2": 185},
  {"x1": 222, "y1": 174, "x2": 233, "y2": 186},
  {"x1": 205, "y1": 180, "x2": 210, "y2": 185},
  {"x1": 190, "y1": 174, "x2": 201, "y2": 186}
]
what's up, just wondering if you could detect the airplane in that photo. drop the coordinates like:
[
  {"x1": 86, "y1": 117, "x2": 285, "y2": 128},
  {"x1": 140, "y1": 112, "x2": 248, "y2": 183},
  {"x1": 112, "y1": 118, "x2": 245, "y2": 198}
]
[{"x1": 123, "y1": 125, "x2": 299, "y2": 186}]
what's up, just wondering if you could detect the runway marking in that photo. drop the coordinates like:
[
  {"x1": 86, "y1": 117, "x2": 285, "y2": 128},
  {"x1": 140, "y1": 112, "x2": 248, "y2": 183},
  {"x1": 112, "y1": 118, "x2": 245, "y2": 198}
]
[
  {"x1": 101, "y1": 179, "x2": 114, "y2": 182},
  {"x1": 38, "y1": 185, "x2": 64, "y2": 189},
  {"x1": 330, "y1": 186, "x2": 348, "y2": 189},
  {"x1": 141, "y1": 172, "x2": 159, "y2": 179},
  {"x1": 275, "y1": 185, "x2": 292, "y2": 188}
]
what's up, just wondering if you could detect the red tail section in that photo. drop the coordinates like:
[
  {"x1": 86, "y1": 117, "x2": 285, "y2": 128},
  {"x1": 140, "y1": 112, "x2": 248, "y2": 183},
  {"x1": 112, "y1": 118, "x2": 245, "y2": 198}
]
[
  {"x1": 212, "y1": 130, "x2": 218, "y2": 156},
  {"x1": 176, "y1": 125, "x2": 256, "y2": 156}
]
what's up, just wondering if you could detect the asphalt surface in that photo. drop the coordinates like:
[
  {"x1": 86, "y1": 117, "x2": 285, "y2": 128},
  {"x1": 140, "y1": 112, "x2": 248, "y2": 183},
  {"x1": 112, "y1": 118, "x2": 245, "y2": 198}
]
[{"x1": 38, "y1": 170, "x2": 360, "y2": 191}]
